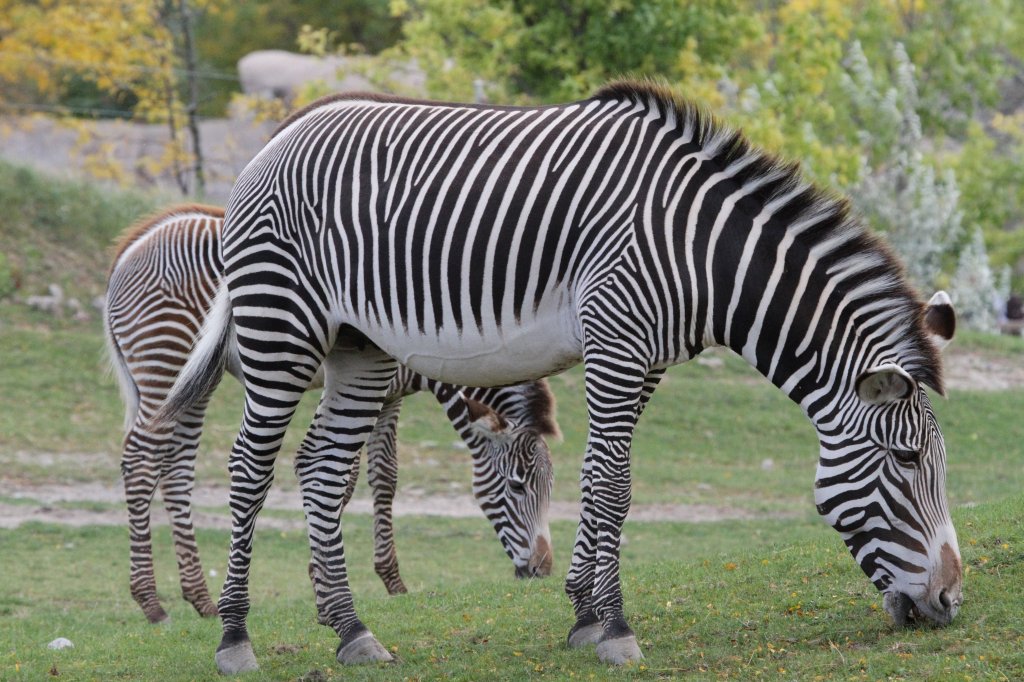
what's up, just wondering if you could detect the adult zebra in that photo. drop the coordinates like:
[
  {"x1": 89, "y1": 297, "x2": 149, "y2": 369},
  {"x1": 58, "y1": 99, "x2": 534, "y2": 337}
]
[
  {"x1": 106, "y1": 205, "x2": 559, "y2": 624},
  {"x1": 158, "y1": 81, "x2": 961, "y2": 672}
]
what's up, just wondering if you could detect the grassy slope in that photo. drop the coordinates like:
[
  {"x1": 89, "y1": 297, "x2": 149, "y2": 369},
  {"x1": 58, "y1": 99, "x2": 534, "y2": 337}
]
[
  {"x1": 0, "y1": 160, "x2": 158, "y2": 314},
  {"x1": 3, "y1": 499, "x2": 1022, "y2": 680}
]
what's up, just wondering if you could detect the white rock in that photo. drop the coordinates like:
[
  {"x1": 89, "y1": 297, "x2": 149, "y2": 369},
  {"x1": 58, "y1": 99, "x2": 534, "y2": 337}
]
[
  {"x1": 47, "y1": 638, "x2": 74, "y2": 650},
  {"x1": 761, "y1": 458, "x2": 774, "y2": 471}
]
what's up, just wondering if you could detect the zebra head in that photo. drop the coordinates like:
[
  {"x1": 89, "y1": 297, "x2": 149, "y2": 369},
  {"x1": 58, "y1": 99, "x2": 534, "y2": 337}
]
[
  {"x1": 814, "y1": 292, "x2": 961, "y2": 626},
  {"x1": 464, "y1": 398, "x2": 555, "y2": 579}
]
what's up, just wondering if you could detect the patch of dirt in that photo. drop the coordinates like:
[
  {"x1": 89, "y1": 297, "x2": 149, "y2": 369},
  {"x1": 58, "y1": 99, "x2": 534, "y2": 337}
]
[
  {"x1": 0, "y1": 480, "x2": 782, "y2": 530},
  {"x1": 942, "y1": 348, "x2": 1024, "y2": 392}
]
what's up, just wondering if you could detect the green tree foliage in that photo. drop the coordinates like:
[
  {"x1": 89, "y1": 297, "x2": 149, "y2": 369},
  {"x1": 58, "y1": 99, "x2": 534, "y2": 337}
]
[{"x1": 391, "y1": 0, "x2": 1024, "y2": 301}]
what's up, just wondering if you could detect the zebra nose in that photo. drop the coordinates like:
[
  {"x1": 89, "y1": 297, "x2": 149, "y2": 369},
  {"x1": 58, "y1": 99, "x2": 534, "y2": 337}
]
[{"x1": 939, "y1": 589, "x2": 952, "y2": 610}]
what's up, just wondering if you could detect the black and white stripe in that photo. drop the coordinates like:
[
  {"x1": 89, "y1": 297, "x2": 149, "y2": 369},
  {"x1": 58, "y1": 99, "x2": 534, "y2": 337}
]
[
  {"x1": 158, "y1": 82, "x2": 961, "y2": 671},
  {"x1": 105, "y1": 206, "x2": 558, "y2": 623}
]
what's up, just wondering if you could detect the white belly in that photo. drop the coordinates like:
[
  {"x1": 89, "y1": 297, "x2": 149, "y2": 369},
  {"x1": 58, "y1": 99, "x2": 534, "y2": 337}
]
[{"x1": 353, "y1": 294, "x2": 582, "y2": 386}]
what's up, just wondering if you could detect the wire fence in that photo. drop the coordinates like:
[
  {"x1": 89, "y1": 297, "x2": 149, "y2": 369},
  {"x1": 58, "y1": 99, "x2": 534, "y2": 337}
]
[{"x1": 2, "y1": 51, "x2": 241, "y2": 83}]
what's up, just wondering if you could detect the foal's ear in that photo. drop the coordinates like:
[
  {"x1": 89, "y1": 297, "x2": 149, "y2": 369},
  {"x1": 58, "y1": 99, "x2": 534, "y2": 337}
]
[
  {"x1": 923, "y1": 291, "x2": 956, "y2": 351},
  {"x1": 466, "y1": 397, "x2": 508, "y2": 435},
  {"x1": 855, "y1": 364, "x2": 917, "y2": 405}
]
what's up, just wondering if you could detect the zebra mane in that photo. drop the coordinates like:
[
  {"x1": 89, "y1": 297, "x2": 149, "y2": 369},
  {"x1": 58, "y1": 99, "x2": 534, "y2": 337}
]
[
  {"x1": 591, "y1": 79, "x2": 944, "y2": 394},
  {"x1": 519, "y1": 379, "x2": 562, "y2": 440},
  {"x1": 108, "y1": 204, "x2": 224, "y2": 277}
]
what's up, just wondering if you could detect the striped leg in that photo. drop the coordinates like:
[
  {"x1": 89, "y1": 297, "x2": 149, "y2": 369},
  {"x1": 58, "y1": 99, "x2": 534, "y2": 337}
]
[
  {"x1": 637, "y1": 368, "x2": 665, "y2": 419},
  {"x1": 122, "y1": 417, "x2": 175, "y2": 624},
  {"x1": 364, "y1": 397, "x2": 408, "y2": 595},
  {"x1": 566, "y1": 346, "x2": 650, "y2": 664},
  {"x1": 215, "y1": 385, "x2": 306, "y2": 673},
  {"x1": 296, "y1": 346, "x2": 399, "y2": 664},
  {"x1": 159, "y1": 397, "x2": 218, "y2": 618}
]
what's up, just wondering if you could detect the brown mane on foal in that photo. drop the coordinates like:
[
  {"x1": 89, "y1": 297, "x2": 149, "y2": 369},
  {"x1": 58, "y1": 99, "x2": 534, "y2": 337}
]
[
  {"x1": 108, "y1": 204, "x2": 224, "y2": 277},
  {"x1": 521, "y1": 380, "x2": 561, "y2": 440}
]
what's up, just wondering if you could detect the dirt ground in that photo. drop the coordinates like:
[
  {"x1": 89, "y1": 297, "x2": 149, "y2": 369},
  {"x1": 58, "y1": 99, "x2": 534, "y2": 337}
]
[
  {"x1": 0, "y1": 481, "x2": 778, "y2": 531},
  {"x1": 1, "y1": 346, "x2": 1019, "y2": 530}
]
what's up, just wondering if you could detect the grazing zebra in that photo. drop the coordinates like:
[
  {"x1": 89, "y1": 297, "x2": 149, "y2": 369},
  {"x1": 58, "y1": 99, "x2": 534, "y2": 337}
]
[
  {"x1": 105, "y1": 206, "x2": 559, "y2": 624},
  {"x1": 157, "y1": 81, "x2": 962, "y2": 672}
]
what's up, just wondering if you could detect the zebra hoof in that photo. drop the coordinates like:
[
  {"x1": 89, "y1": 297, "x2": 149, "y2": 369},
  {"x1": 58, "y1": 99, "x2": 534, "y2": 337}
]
[
  {"x1": 596, "y1": 635, "x2": 643, "y2": 665},
  {"x1": 215, "y1": 641, "x2": 259, "y2": 674},
  {"x1": 567, "y1": 622, "x2": 603, "y2": 648},
  {"x1": 144, "y1": 606, "x2": 170, "y2": 624},
  {"x1": 336, "y1": 631, "x2": 394, "y2": 665}
]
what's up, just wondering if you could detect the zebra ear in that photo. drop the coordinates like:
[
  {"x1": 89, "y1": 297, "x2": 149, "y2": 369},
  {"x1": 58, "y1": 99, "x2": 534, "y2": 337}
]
[
  {"x1": 465, "y1": 397, "x2": 509, "y2": 435},
  {"x1": 923, "y1": 291, "x2": 956, "y2": 351},
  {"x1": 855, "y1": 363, "x2": 917, "y2": 405}
]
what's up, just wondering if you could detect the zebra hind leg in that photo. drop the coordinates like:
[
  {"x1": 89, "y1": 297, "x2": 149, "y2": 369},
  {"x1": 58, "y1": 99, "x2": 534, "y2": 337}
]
[
  {"x1": 365, "y1": 398, "x2": 409, "y2": 594},
  {"x1": 215, "y1": 387, "x2": 307, "y2": 674},
  {"x1": 296, "y1": 345, "x2": 399, "y2": 665},
  {"x1": 122, "y1": 417, "x2": 175, "y2": 624},
  {"x1": 160, "y1": 398, "x2": 218, "y2": 617}
]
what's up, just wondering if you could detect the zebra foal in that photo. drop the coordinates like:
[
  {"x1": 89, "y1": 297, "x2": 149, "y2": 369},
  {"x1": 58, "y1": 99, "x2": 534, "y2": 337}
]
[
  {"x1": 158, "y1": 82, "x2": 962, "y2": 671},
  {"x1": 105, "y1": 205, "x2": 559, "y2": 624}
]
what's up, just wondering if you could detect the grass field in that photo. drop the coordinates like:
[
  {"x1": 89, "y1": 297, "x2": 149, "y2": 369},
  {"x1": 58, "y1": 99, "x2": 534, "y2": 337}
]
[
  {"x1": 3, "y1": 499, "x2": 1024, "y2": 680},
  {"x1": 3, "y1": 160, "x2": 1024, "y2": 679}
]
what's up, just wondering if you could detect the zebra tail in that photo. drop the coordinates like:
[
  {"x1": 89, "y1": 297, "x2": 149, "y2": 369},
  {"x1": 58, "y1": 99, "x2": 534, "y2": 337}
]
[
  {"x1": 149, "y1": 284, "x2": 233, "y2": 427},
  {"x1": 101, "y1": 297, "x2": 140, "y2": 435}
]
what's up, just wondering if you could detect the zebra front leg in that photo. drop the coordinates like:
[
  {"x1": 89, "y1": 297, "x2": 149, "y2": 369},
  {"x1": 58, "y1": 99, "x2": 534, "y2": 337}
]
[
  {"x1": 365, "y1": 398, "x2": 408, "y2": 594},
  {"x1": 160, "y1": 399, "x2": 218, "y2": 618},
  {"x1": 215, "y1": 392, "x2": 302, "y2": 674},
  {"x1": 565, "y1": 451, "x2": 602, "y2": 647},
  {"x1": 297, "y1": 346, "x2": 398, "y2": 665},
  {"x1": 566, "y1": 351, "x2": 650, "y2": 664},
  {"x1": 122, "y1": 418, "x2": 174, "y2": 624}
]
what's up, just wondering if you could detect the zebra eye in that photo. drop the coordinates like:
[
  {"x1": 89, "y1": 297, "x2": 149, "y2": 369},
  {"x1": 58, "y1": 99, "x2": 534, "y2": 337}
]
[
  {"x1": 891, "y1": 448, "x2": 920, "y2": 464},
  {"x1": 508, "y1": 478, "x2": 525, "y2": 494}
]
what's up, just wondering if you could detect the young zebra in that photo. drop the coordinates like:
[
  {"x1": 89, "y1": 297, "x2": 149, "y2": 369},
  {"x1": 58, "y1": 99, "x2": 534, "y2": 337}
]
[
  {"x1": 157, "y1": 82, "x2": 962, "y2": 671},
  {"x1": 104, "y1": 205, "x2": 559, "y2": 624}
]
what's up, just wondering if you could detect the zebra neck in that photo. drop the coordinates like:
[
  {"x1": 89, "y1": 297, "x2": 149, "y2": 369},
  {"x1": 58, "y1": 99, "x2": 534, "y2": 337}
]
[{"x1": 675, "y1": 183, "x2": 927, "y2": 424}]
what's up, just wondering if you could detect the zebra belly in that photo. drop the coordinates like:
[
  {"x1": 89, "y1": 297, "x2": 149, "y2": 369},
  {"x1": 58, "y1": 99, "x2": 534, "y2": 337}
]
[{"x1": 352, "y1": 305, "x2": 583, "y2": 387}]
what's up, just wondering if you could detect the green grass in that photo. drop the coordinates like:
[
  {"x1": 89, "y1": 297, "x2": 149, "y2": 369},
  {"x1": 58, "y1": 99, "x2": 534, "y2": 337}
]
[
  {"x1": 3, "y1": 499, "x2": 1022, "y2": 680},
  {"x1": 0, "y1": 160, "x2": 163, "y2": 310}
]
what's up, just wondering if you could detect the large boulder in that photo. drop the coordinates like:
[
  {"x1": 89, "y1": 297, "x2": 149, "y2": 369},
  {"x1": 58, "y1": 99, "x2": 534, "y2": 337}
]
[{"x1": 237, "y1": 50, "x2": 424, "y2": 103}]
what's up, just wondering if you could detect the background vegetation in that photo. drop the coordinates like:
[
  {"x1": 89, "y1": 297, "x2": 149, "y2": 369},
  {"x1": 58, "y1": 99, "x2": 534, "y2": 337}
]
[{"x1": 2, "y1": 0, "x2": 1023, "y2": 322}]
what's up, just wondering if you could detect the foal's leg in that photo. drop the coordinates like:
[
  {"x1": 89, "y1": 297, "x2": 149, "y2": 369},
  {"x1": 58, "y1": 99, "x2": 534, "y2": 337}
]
[
  {"x1": 565, "y1": 345, "x2": 650, "y2": 664},
  {"x1": 296, "y1": 345, "x2": 398, "y2": 664},
  {"x1": 364, "y1": 398, "x2": 407, "y2": 594},
  {"x1": 636, "y1": 367, "x2": 665, "y2": 419},
  {"x1": 122, "y1": 415, "x2": 176, "y2": 623},
  {"x1": 159, "y1": 395, "x2": 218, "y2": 617}
]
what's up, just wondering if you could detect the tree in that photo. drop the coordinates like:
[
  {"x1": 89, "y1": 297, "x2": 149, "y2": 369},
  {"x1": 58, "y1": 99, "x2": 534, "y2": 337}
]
[
  {"x1": 950, "y1": 229, "x2": 1004, "y2": 332},
  {"x1": 0, "y1": 0, "x2": 215, "y2": 196}
]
